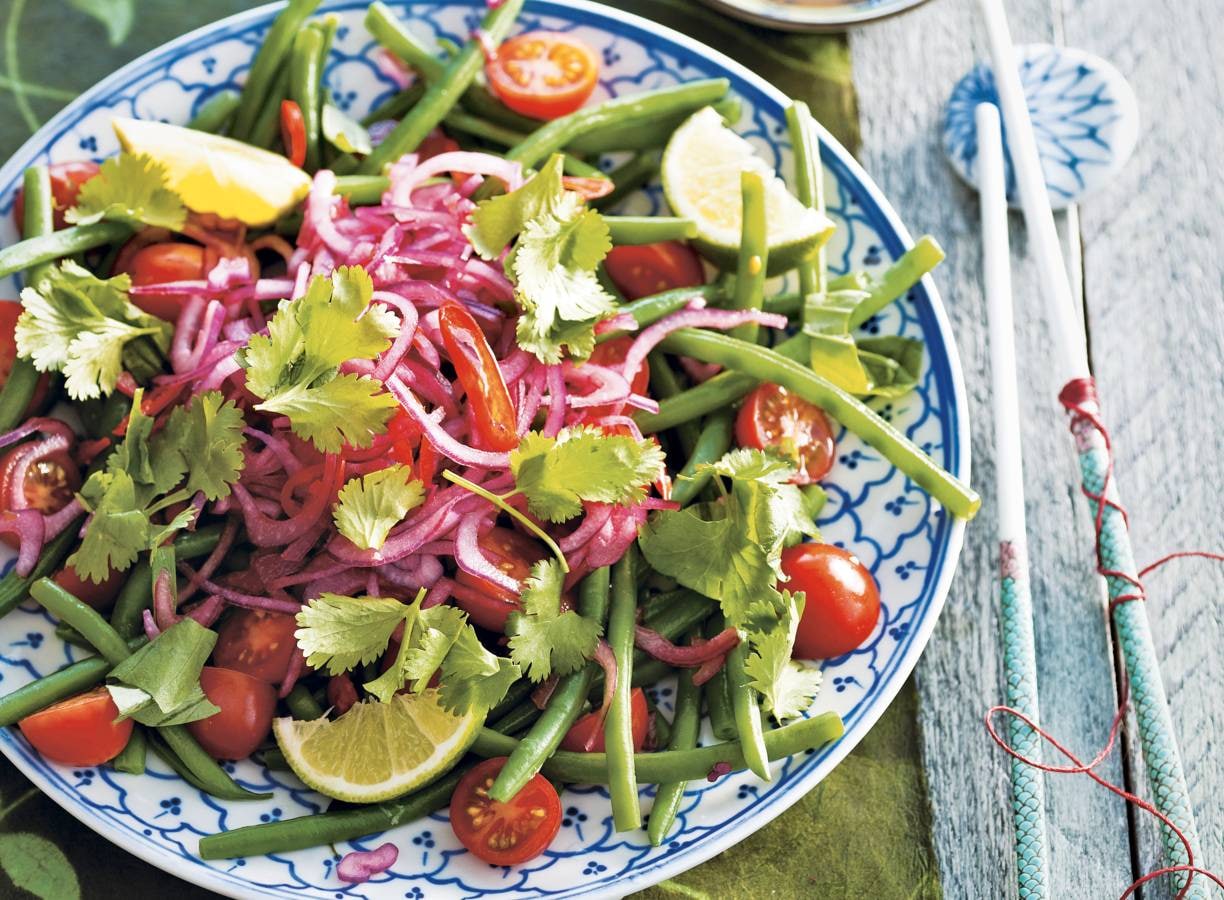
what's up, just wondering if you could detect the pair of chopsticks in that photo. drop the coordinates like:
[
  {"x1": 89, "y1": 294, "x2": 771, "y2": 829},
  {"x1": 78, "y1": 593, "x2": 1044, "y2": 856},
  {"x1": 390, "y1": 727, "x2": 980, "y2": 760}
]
[{"x1": 975, "y1": 1, "x2": 1205, "y2": 897}]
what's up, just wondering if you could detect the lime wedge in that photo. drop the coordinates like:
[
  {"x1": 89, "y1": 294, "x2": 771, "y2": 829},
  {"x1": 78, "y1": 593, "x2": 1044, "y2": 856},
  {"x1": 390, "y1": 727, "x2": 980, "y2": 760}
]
[
  {"x1": 662, "y1": 106, "x2": 835, "y2": 275},
  {"x1": 273, "y1": 690, "x2": 481, "y2": 803},
  {"x1": 112, "y1": 117, "x2": 311, "y2": 227}
]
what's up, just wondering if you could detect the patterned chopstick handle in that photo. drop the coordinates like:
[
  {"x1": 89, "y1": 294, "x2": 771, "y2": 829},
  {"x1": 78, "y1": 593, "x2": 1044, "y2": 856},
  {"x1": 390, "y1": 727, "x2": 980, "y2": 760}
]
[{"x1": 999, "y1": 540, "x2": 1050, "y2": 899}]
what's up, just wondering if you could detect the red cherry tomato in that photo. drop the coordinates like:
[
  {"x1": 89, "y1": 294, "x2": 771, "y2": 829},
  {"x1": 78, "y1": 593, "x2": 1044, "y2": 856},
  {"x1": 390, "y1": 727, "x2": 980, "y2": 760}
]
[
  {"x1": 117, "y1": 242, "x2": 208, "y2": 321},
  {"x1": 781, "y1": 543, "x2": 881, "y2": 660},
  {"x1": 560, "y1": 687, "x2": 649, "y2": 753},
  {"x1": 417, "y1": 128, "x2": 461, "y2": 162},
  {"x1": 19, "y1": 687, "x2": 132, "y2": 766},
  {"x1": 582, "y1": 335, "x2": 649, "y2": 418},
  {"x1": 449, "y1": 757, "x2": 562, "y2": 865},
  {"x1": 603, "y1": 241, "x2": 705, "y2": 301},
  {"x1": 327, "y1": 673, "x2": 359, "y2": 715},
  {"x1": 52, "y1": 564, "x2": 124, "y2": 610},
  {"x1": 0, "y1": 444, "x2": 80, "y2": 551},
  {"x1": 186, "y1": 667, "x2": 277, "y2": 760},
  {"x1": 0, "y1": 303, "x2": 50, "y2": 415},
  {"x1": 12, "y1": 160, "x2": 101, "y2": 231},
  {"x1": 212, "y1": 608, "x2": 300, "y2": 684},
  {"x1": 486, "y1": 32, "x2": 600, "y2": 121},
  {"x1": 452, "y1": 527, "x2": 545, "y2": 631},
  {"x1": 736, "y1": 382, "x2": 836, "y2": 485},
  {"x1": 279, "y1": 99, "x2": 308, "y2": 168},
  {"x1": 438, "y1": 302, "x2": 519, "y2": 452}
]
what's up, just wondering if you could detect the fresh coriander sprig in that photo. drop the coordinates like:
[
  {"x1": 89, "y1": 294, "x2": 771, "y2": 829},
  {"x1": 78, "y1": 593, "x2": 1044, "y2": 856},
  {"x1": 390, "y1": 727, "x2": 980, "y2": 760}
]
[{"x1": 440, "y1": 470, "x2": 570, "y2": 572}]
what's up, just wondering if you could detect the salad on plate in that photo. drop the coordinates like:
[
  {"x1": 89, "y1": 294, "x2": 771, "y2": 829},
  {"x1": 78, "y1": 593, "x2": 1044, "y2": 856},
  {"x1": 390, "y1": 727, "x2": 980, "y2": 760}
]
[{"x1": 0, "y1": 0, "x2": 977, "y2": 881}]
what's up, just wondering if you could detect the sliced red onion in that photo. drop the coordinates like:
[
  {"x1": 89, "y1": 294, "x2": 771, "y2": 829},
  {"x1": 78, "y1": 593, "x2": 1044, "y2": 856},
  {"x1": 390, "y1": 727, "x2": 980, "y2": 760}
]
[
  {"x1": 587, "y1": 639, "x2": 618, "y2": 750},
  {"x1": 635, "y1": 624, "x2": 739, "y2": 667},
  {"x1": 620, "y1": 308, "x2": 788, "y2": 388},
  {"x1": 531, "y1": 676, "x2": 560, "y2": 709},
  {"x1": 594, "y1": 312, "x2": 639, "y2": 335},
  {"x1": 543, "y1": 365, "x2": 566, "y2": 437},
  {"x1": 170, "y1": 296, "x2": 208, "y2": 372},
  {"x1": 386, "y1": 376, "x2": 510, "y2": 469},
  {"x1": 177, "y1": 517, "x2": 239, "y2": 605},
  {"x1": 243, "y1": 427, "x2": 302, "y2": 475},
  {"x1": 304, "y1": 170, "x2": 356, "y2": 256},
  {"x1": 336, "y1": 843, "x2": 399, "y2": 884},
  {"x1": 677, "y1": 356, "x2": 723, "y2": 384},
  {"x1": 559, "y1": 503, "x2": 614, "y2": 553},
  {"x1": 454, "y1": 513, "x2": 518, "y2": 593},
  {"x1": 558, "y1": 362, "x2": 630, "y2": 409},
  {"x1": 0, "y1": 511, "x2": 44, "y2": 577},
  {"x1": 422, "y1": 576, "x2": 454, "y2": 608},
  {"x1": 141, "y1": 609, "x2": 161, "y2": 641},
  {"x1": 199, "y1": 578, "x2": 303, "y2": 615},
  {"x1": 388, "y1": 151, "x2": 522, "y2": 206},
  {"x1": 278, "y1": 650, "x2": 307, "y2": 698},
  {"x1": 153, "y1": 568, "x2": 180, "y2": 631},
  {"x1": 370, "y1": 292, "x2": 419, "y2": 381}
]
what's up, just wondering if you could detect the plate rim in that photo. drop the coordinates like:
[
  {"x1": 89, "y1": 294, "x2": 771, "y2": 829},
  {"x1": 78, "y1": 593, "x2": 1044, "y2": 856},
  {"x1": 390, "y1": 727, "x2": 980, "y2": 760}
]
[{"x1": 0, "y1": 1, "x2": 971, "y2": 897}]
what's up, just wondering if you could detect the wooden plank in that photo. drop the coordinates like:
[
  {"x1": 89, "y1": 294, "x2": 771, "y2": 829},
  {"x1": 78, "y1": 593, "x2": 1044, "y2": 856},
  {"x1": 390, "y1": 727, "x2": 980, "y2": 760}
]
[
  {"x1": 849, "y1": 2, "x2": 1135, "y2": 895},
  {"x1": 1060, "y1": 1, "x2": 1224, "y2": 895}
]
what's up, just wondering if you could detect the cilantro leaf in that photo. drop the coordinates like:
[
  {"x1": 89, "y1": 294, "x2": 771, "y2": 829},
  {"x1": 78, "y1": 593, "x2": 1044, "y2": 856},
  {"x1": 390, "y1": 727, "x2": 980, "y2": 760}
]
[
  {"x1": 333, "y1": 464, "x2": 425, "y2": 551},
  {"x1": 510, "y1": 426, "x2": 665, "y2": 523},
  {"x1": 365, "y1": 603, "x2": 467, "y2": 702},
  {"x1": 65, "y1": 152, "x2": 187, "y2": 231},
  {"x1": 437, "y1": 626, "x2": 521, "y2": 715},
  {"x1": 638, "y1": 448, "x2": 819, "y2": 628},
  {"x1": 506, "y1": 560, "x2": 603, "y2": 682},
  {"x1": 805, "y1": 287, "x2": 924, "y2": 399},
  {"x1": 743, "y1": 591, "x2": 823, "y2": 722},
  {"x1": 15, "y1": 262, "x2": 171, "y2": 400},
  {"x1": 294, "y1": 594, "x2": 406, "y2": 676},
  {"x1": 856, "y1": 336, "x2": 924, "y2": 399},
  {"x1": 106, "y1": 618, "x2": 219, "y2": 726},
  {"x1": 152, "y1": 390, "x2": 246, "y2": 501},
  {"x1": 68, "y1": 470, "x2": 149, "y2": 582},
  {"x1": 240, "y1": 266, "x2": 399, "y2": 452},
  {"x1": 465, "y1": 154, "x2": 577, "y2": 257}
]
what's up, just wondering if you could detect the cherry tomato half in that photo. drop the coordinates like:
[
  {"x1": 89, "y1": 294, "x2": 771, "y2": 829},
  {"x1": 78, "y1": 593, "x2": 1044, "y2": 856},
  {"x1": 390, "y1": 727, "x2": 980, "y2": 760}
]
[
  {"x1": 581, "y1": 336, "x2": 649, "y2": 419},
  {"x1": 118, "y1": 242, "x2": 208, "y2": 321},
  {"x1": 603, "y1": 242, "x2": 705, "y2": 301},
  {"x1": 0, "y1": 302, "x2": 50, "y2": 415},
  {"x1": 212, "y1": 608, "x2": 301, "y2": 684},
  {"x1": 13, "y1": 160, "x2": 101, "y2": 231},
  {"x1": 560, "y1": 687, "x2": 649, "y2": 753},
  {"x1": 19, "y1": 687, "x2": 132, "y2": 766},
  {"x1": 736, "y1": 382, "x2": 836, "y2": 485},
  {"x1": 449, "y1": 757, "x2": 562, "y2": 865},
  {"x1": 781, "y1": 543, "x2": 881, "y2": 660},
  {"x1": 452, "y1": 527, "x2": 546, "y2": 632},
  {"x1": 438, "y1": 302, "x2": 519, "y2": 452},
  {"x1": 279, "y1": 99, "x2": 308, "y2": 168},
  {"x1": 186, "y1": 667, "x2": 278, "y2": 760},
  {"x1": 486, "y1": 32, "x2": 600, "y2": 121},
  {"x1": 0, "y1": 444, "x2": 80, "y2": 552},
  {"x1": 53, "y1": 564, "x2": 124, "y2": 610}
]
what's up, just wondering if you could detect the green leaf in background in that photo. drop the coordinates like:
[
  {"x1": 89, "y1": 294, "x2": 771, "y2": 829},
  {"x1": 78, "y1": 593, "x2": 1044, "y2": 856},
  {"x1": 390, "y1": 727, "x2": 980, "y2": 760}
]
[
  {"x1": 857, "y1": 335, "x2": 925, "y2": 400},
  {"x1": 0, "y1": 832, "x2": 81, "y2": 900},
  {"x1": 67, "y1": 0, "x2": 136, "y2": 46}
]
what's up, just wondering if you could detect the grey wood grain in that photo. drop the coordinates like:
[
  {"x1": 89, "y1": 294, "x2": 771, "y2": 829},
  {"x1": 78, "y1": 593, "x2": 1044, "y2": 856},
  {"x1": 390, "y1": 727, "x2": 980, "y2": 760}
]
[
  {"x1": 849, "y1": 1, "x2": 1137, "y2": 895},
  {"x1": 1060, "y1": 1, "x2": 1224, "y2": 895}
]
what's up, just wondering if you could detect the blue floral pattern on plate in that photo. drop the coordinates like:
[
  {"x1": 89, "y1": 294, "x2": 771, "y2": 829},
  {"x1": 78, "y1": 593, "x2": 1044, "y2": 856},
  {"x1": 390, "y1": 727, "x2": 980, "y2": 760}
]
[
  {"x1": 0, "y1": 2, "x2": 969, "y2": 897},
  {"x1": 943, "y1": 43, "x2": 1139, "y2": 208}
]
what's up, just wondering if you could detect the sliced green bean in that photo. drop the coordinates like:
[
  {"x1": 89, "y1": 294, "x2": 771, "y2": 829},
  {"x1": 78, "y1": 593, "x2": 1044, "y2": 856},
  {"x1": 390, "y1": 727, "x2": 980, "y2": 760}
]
[
  {"x1": 54, "y1": 621, "x2": 92, "y2": 650},
  {"x1": 703, "y1": 617, "x2": 737, "y2": 741},
  {"x1": 786, "y1": 100, "x2": 825, "y2": 300},
  {"x1": 248, "y1": 64, "x2": 292, "y2": 150},
  {"x1": 605, "y1": 549, "x2": 641, "y2": 831},
  {"x1": 199, "y1": 766, "x2": 466, "y2": 859},
  {"x1": 648, "y1": 661, "x2": 701, "y2": 845},
  {"x1": 0, "y1": 361, "x2": 43, "y2": 432},
  {"x1": 725, "y1": 640, "x2": 770, "y2": 780},
  {"x1": 670, "y1": 411, "x2": 733, "y2": 507},
  {"x1": 0, "y1": 515, "x2": 81, "y2": 621},
  {"x1": 110, "y1": 524, "x2": 226, "y2": 638},
  {"x1": 596, "y1": 284, "x2": 720, "y2": 345},
  {"x1": 658, "y1": 329, "x2": 979, "y2": 518},
  {"x1": 566, "y1": 96, "x2": 742, "y2": 157},
  {"x1": 112, "y1": 727, "x2": 147, "y2": 775},
  {"x1": 289, "y1": 26, "x2": 325, "y2": 171},
  {"x1": 561, "y1": 154, "x2": 608, "y2": 181},
  {"x1": 334, "y1": 174, "x2": 391, "y2": 206},
  {"x1": 231, "y1": 0, "x2": 322, "y2": 139},
  {"x1": 357, "y1": 0, "x2": 526, "y2": 174},
  {"x1": 490, "y1": 699, "x2": 542, "y2": 736},
  {"x1": 285, "y1": 685, "x2": 324, "y2": 720},
  {"x1": 730, "y1": 171, "x2": 768, "y2": 343},
  {"x1": 442, "y1": 109, "x2": 527, "y2": 147},
  {"x1": 489, "y1": 567, "x2": 610, "y2": 802},
  {"x1": 188, "y1": 91, "x2": 241, "y2": 134},
  {"x1": 21, "y1": 164, "x2": 54, "y2": 287},
  {"x1": 0, "y1": 222, "x2": 131, "y2": 280},
  {"x1": 0, "y1": 638, "x2": 145, "y2": 726},
  {"x1": 591, "y1": 152, "x2": 660, "y2": 212},
  {"x1": 647, "y1": 353, "x2": 701, "y2": 455},
  {"x1": 160, "y1": 724, "x2": 271, "y2": 801},
  {"x1": 30, "y1": 579, "x2": 130, "y2": 664},
  {"x1": 606, "y1": 217, "x2": 696, "y2": 246}
]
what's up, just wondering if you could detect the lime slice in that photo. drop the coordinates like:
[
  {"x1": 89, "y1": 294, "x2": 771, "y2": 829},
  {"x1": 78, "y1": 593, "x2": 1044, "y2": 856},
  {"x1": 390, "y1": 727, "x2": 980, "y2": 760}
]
[
  {"x1": 662, "y1": 106, "x2": 835, "y2": 275},
  {"x1": 273, "y1": 690, "x2": 480, "y2": 803},
  {"x1": 112, "y1": 117, "x2": 312, "y2": 227}
]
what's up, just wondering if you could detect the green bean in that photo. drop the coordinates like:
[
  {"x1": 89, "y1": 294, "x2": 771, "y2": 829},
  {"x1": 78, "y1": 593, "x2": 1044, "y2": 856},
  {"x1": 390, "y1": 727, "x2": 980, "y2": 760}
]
[
  {"x1": 0, "y1": 515, "x2": 82, "y2": 621},
  {"x1": 357, "y1": 0, "x2": 526, "y2": 175},
  {"x1": 762, "y1": 290, "x2": 802, "y2": 318},
  {"x1": 658, "y1": 329, "x2": 980, "y2": 518},
  {"x1": 488, "y1": 678, "x2": 535, "y2": 725},
  {"x1": 566, "y1": 96, "x2": 742, "y2": 156},
  {"x1": 112, "y1": 727, "x2": 147, "y2": 775},
  {"x1": 647, "y1": 694, "x2": 672, "y2": 748},
  {"x1": 591, "y1": 152, "x2": 660, "y2": 212},
  {"x1": 605, "y1": 549, "x2": 641, "y2": 831},
  {"x1": 284, "y1": 685, "x2": 324, "y2": 721},
  {"x1": 703, "y1": 619, "x2": 737, "y2": 741},
  {"x1": 636, "y1": 238, "x2": 946, "y2": 434},
  {"x1": 647, "y1": 353, "x2": 701, "y2": 455},
  {"x1": 0, "y1": 638, "x2": 145, "y2": 726},
  {"x1": 730, "y1": 171, "x2": 768, "y2": 343},
  {"x1": 503, "y1": 80, "x2": 729, "y2": 174},
  {"x1": 561, "y1": 154, "x2": 608, "y2": 181},
  {"x1": 0, "y1": 222, "x2": 131, "y2": 280},
  {"x1": 670, "y1": 411, "x2": 733, "y2": 507},
  {"x1": 200, "y1": 767, "x2": 467, "y2": 859},
  {"x1": 786, "y1": 100, "x2": 825, "y2": 300},
  {"x1": 490, "y1": 567, "x2": 610, "y2": 802},
  {"x1": 260, "y1": 747, "x2": 291, "y2": 771},
  {"x1": 54, "y1": 621, "x2": 92, "y2": 650},
  {"x1": 21, "y1": 164, "x2": 54, "y2": 288},
  {"x1": 596, "y1": 285, "x2": 720, "y2": 345},
  {"x1": 289, "y1": 27, "x2": 324, "y2": 171},
  {"x1": 491, "y1": 699, "x2": 542, "y2": 736},
  {"x1": 474, "y1": 711, "x2": 844, "y2": 783},
  {"x1": 188, "y1": 91, "x2": 241, "y2": 134},
  {"x1": 725, "y1": 639, "x2": 769, "y2": 780},
  {"x1": 110, "y1": 524, "x2": 226, "y2": 638},
  {"x1": 248, "y1": 64, "x2": 292, "y2": 150},
  {"x1": 442, "y1": 109, "x2": 527, "y2": 147},
  {"x1": 30, "y1": 579, "x2": 130, "y2": 664},
  {"x1": 0, "y1": 360, "x2": 42, "y2": 432},
  {"x1": 231, "y1": 0, "x2": 322, "y2": 140},
  {"x1": 647, "y1": 661, "x2": 701, "y2": 845},
  {"x1": 361, "y1": 82, "x2": 425, "y2": 127},
  {"x1": 160, "y1": 724, "x2": 271, "y2": 801},
  {"x1": 606, "y1": 217, "x2": 696, "y2": 246}
]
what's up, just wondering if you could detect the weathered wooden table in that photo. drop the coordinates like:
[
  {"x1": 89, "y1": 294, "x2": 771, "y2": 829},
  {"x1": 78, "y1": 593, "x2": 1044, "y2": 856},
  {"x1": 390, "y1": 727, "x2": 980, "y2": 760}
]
[{"x1": 853, "y1": 0, "x2": 1224, "y2": 894}]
